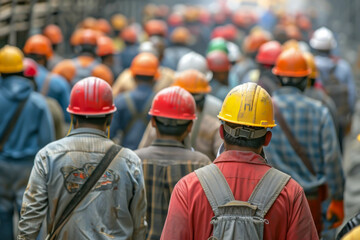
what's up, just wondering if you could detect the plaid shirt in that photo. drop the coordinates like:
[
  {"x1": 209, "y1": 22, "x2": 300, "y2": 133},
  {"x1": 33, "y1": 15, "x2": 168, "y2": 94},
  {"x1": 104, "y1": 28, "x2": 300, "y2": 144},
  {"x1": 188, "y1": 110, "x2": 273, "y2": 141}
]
[
  {"x1": 135, "y1": 139, "x2": 211, "y2": 240},
  {"x1": 265, "y1": 87, "x2": 344, "y2": 200}
]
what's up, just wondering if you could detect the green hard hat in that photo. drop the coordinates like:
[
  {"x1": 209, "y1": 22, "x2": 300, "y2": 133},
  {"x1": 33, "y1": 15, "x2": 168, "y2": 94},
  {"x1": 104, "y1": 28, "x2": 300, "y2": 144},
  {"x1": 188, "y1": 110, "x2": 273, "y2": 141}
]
[{"x1": 207, "y1": 38, "x2": 228, "y2": 54}]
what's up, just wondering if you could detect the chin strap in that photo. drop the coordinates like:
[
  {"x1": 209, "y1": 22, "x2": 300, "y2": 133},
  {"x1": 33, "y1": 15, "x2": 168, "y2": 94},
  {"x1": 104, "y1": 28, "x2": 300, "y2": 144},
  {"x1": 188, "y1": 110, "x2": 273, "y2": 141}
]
[
  {"x1": 107, "y1": 126, "x2": 110, "y2": 139},
  {"x1": 66, "y1": 115, "x2": 74, "y2": 136}
]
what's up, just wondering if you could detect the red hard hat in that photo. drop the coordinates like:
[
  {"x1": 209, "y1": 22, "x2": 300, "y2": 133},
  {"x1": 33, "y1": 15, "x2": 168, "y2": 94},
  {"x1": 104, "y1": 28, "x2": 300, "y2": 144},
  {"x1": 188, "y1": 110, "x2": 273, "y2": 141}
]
[
  {"x1": 149, "y1": 86, "x2": 196, "y2": 120},
  {"x1": 256, "y1": 41, "x2": 282, "y2": 65},
  {"x1": 206, "y1": 50, "x2": 231, "y2": 72},
  {"x1": 120, "y1": 26, "x2": 138, "y2": 43},
  {"x1": 67, "y1": 77, "x2": 116, "y2": 116},
  {"x1": 145, "y1": 19, "x2": 168, "y2": 37},
  {"x1": 272, "y1": 48, "x2": 311, "y2": 77},
  {"x1": 23, "y1": 58, "x2": 38, "y2": 77},
  {"x1": 167, "y1": 13, "x2": 183, "y2": 27}
]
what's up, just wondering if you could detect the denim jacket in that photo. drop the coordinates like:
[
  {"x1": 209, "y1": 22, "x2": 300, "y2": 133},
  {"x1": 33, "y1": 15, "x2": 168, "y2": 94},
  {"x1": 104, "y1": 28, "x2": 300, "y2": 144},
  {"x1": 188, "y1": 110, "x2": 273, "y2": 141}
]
[{"x1": 18, "y1": 128, "x2": 147, "y2": 240}]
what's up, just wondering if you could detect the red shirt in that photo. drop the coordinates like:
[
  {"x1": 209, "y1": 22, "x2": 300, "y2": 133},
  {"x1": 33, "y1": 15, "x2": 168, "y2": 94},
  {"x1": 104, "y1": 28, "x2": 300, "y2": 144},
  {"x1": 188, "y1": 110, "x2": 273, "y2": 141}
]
[{"x1": 161, "y1": 150, "x2": 319, "y2": 240}]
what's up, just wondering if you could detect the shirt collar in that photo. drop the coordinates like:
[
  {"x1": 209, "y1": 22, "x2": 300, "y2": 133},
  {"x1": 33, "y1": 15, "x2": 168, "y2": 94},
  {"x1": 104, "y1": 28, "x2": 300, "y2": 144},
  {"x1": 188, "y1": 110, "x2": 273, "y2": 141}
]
[
  {"x1": 214, "y1": 150, "x2": 269, "y2": 166},
  {"x1": 151, "y1": 138, "x2": 186, "y2": 148},
  {"x1": 68, "y1": 127, "x2": 108, "y2": 138}
]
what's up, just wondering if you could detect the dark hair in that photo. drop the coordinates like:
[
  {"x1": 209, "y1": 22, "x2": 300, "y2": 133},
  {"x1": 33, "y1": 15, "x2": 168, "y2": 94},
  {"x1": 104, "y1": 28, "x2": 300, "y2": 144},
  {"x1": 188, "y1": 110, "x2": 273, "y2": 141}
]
[
  {"x1": 223, "y1": 126, "x2": 266, "y2": 149},
  {"x1": 277, "y1": 76, "x2": 308, "y2": 91},
  {"x1": 26, "y1": 54, "x2": 47, "y2": 64},
  {"x1": 155, "y1": 117, "x2": 191, "y2": 136},
  {"x1": 77, "y1": 44, "x2": 96, "y2": 57},
  {"x1": 134, "y1": 75, "x2": 154, "y2": 82},
  {"x1": 73, "y1": 114, "x2": 112, "y2": 126}
]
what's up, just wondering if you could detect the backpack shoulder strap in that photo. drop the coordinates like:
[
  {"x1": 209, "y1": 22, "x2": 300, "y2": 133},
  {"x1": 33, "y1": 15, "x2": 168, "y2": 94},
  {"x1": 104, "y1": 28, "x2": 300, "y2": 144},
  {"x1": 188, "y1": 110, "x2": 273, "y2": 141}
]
[
  {"x1": 195, "y1": 164, "x2": 235, "y2": 216},
  {"x1": 41, "y1": 73, "x2": 52, "y2": 96},
  {"x1": 248, "y1": 168, "x2": 291, "y2": 218}
]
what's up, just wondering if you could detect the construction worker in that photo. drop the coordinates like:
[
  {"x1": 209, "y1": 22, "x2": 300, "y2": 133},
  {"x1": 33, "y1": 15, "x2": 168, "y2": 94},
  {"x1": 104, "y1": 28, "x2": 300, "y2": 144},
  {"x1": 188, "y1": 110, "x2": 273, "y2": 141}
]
[
  {"x1": 303, "y1": 51, "x2": 339, "y2": 135},
  {"x1": 243, "y1": 40, "x2": 282, "y2": 95},
  {"x1": 144, "y1": 19, "x2": 168, "y2": 38},
  {"x1": 162, "y1": 26, "x2": 192, "y2": 70},
  {"x1": 139, "y1": 70, "x2": 222, "y2": 160},
  {"x1": 206, "y1": 50, "x2": 232, "y2": 101},
  {"x1": 0, "y1": 46, "x2": 54, "y2": 240},
  {"x1": 96, "y1": 35, "x2": 122, "y2": 77},
  {"x1": 52, "y1": 29, "x2": 114, "y2": 87},
  {"x1": 176, "y1": 51, "x2": 213, "y2": 81},
  {"x1": 310, "y1": 27, "x2": 357, "y2": 151},
  {"x1": 111, "y1": 13, "x2": 128, "y2": 51},
  {"x1": 110, "y1": 52, "x2": 158, "y2": 150},
  {"x1": 112, "y1": 39, "x2": 174, "y2": 96},
  {"x1": 18, "y1": 77, "x2": 147, "y2": 239},
  {"x1": 43, "y1": 24, "x2": 64, "y2": 70},
  {"x1": 135, "y1": 86, "x2": 211, "y2": 240},
  {"x1": 161, "y1": 82, "x2": 318, "y2": 240},
  {"x1": 118, "y1": 26, "x2": 139, "y2": 69},
  {"x1": 265, "y1": 48, "x2": 344, "y2": 234},
  {"x1": 23, "y1": 34, "x2": 71, "y2": 122},
  {"x1": 23, "y1": 58, "x2": 65, "y2": 139}
]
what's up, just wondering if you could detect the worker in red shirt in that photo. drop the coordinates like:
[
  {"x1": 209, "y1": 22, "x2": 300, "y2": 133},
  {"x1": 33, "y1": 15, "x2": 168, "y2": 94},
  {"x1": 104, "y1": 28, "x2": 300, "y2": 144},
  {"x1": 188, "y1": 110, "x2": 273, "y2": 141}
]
[{"x1": 161, "y1": 82, "x2": 318, "y2": 240}]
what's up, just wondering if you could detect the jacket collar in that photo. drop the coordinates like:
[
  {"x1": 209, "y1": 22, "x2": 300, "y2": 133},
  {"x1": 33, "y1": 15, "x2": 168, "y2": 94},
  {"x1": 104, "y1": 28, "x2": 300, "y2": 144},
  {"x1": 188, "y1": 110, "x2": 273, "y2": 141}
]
[
  {"x1": 151, "y1": 138, "x2": 186, "y2": 148},
  {"x1": 68, "y1": 127, "x2": 108, "y2": 138},
  {"x1": 214, "y1": 150, "x2": 269, "y2": 166}
]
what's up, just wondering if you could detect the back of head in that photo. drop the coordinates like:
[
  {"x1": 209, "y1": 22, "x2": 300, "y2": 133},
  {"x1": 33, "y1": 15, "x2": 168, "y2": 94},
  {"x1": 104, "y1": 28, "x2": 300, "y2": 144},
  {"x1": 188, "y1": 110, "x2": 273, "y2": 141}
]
[
  {"x1": 23, "y1": 34, "x2": 53, "y2": 60},
  {"x1": 177, "y1": 51, "x2": 212, "y2": 81},
  {"x1": 0, "y1": 45, "x2": 24, "y2": 74},
  {"x1": 149, "y1": 86, "x2": 196, "y2": 136},
  {"x1": 218, "y1": 82, "x2": 275, "y2": 148},
  {"x1": 72, "y1": 29, "x2": 99, "y2": 56}
]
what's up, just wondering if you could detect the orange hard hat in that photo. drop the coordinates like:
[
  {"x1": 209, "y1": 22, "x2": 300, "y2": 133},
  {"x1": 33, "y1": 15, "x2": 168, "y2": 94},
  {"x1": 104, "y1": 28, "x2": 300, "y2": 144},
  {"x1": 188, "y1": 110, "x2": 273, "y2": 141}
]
[
  {"x1": 23, "y1": 34, "x2": 53, "y2": 59},
  {"x1": 173, "y1": 69, "x2": 211, "y2": 94},
  {"x1": 120, "y1": 26, "x2": 137, "y2": 44},
  {"x1": 80, "y1": 17, "x2": 97, "y2": 29},
  {"x1": 272, "y1": 48, "x2": 311, "y2": 77},
  {"x1": 76, "y1": 29, "x2": 98, "y2": 46},
  {"x1": 170, "y1": 27, "x2": 190, "y2": 44},
  {"x1": 96, "y1": 36, "x2": 115, "y2": 56},
  {"x1": 130, "y1": 52, "x2": 160, "y2": 78},
  {"x1": 111, "y1": 14, "x2": 128, "y2": 31},
  {"x1": 144, "y1": 19, "x2": 168, "y2": 37},
  {"x1": 92, "y1": 64, "x2": 114, "y2": 86},
  {"x1": 96, "y1": 18, "x2": 111, "y2": 34},
  {"x1": 303, "y1": 52, "x2": 317, "y2": 79},
  {"x1": 52, "y1": 60, "x2": 76, "y2": 83},
  {"x1": 243, "y1": 31, "x2": 271, "y2": 54},
  {"x1": 286, "y1": 25, "x2": 302, "y2": 40},
  {"x1": 43, "y1": 24, "x2": 63, "y2": 45}
]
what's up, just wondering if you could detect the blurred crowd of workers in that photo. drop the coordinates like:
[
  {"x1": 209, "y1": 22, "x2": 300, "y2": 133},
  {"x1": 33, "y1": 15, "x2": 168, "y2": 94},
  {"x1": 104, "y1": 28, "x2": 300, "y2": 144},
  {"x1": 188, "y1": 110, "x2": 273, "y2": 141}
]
[{"x1": 1, "y1": 3, "x2": 360, "y2": 240}]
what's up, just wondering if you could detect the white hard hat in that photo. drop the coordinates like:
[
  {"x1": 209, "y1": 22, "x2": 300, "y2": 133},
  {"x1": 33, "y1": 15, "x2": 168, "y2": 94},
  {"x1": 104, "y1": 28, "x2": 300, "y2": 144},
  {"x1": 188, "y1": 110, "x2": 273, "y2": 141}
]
[
  {"x1": 177, "y1": 51, "x2": 213, "y2": 81},
  {"x1": 310, "y1": 27, "x2": 337, "y2": 50},
  {"x1": 227, "y1": 42, "x2": 242, "y2": 63},
  {"x1": 138, "y1": 41, "x2": 159, "y2": 58}
]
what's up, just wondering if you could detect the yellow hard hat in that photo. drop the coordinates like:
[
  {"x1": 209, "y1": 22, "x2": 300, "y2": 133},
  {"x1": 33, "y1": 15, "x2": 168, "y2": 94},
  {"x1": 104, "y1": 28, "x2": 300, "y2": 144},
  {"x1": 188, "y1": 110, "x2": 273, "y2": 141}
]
[
  {"x1": 218, "y1": 82, "x2": 276, "y2": 128},
  {"x1": 0, "y1": 45, "x2": 24, "y2": 73},
  {"x1": 342, "y1": 225, "x2": 360, "y2": 240},
  {"x1": 303, "y1": 52, "x2": 317, "y2": 79}
]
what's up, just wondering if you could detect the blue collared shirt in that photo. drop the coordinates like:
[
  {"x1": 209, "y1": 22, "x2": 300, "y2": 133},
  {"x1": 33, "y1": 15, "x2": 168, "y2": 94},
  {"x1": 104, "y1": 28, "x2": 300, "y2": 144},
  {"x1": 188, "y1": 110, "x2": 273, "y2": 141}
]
[{"x1": 265, "y1": 87, "x2": 344, "y2": 199}]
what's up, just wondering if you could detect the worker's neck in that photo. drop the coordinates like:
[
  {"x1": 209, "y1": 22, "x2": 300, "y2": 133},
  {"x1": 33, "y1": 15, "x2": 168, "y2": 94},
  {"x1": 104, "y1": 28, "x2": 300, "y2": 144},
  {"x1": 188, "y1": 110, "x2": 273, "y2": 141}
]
[
  {"x1": 74, "y1": 123, "x2": 107, "y2": 132},
  {"x1": 224, "y1": 143, "x2": 262, "y2": 155},
  {"x1": 156, "y1": 134, "x2": 183, "y2": 142}
]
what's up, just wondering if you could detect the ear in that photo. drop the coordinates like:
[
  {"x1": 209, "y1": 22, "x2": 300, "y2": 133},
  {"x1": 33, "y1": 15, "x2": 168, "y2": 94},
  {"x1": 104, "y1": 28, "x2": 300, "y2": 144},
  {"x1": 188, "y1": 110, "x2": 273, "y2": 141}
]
[
  {"x1": 219, "y1": 125, "x2": 224, "y2": 139},
  {"x1": 150, "y1": 117, "x2": 156, "y2": 128},
  {"x1": 187, "y1": 121, "x2": 194, "y2": 133},
  {"x1": 263, "y1": 131, "x2": 272, "y2": 146}
]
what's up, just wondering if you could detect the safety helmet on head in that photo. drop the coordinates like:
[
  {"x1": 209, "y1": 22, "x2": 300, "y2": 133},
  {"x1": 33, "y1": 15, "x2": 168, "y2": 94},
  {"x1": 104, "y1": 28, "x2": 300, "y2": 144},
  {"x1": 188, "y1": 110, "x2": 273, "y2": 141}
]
[
  {"x1": 167, "y1": 13, "x2": 184, "y2": 27},
  {"x1": 282, "y1": 39, "x2": 300, "y2": 51},
  {"x1": 67, "y1": 77, "x2": 116, "y2": 116},
  {"x1": 23, "y1": 58, "x2": 38, "y2": 77},
  {"x1": 23, "y1": 34, "x2": 53, "y2": 59},
  {"x1": 256, "y1": 41, "x2": 282, "y2": 65},
  {"x1": 242, "y1": 31, "x2": 271, "y2": 54},
  {"x1": 111, "y1": 14, "x2": 128, "y2": 31},
  {"x1": 120, "y1": 26, "x2": 138, "y2": 44},
  {"x1": 80, "y1": 17, "x2": 97, "y2": 29},
  {"x1": 96, "y1": 36, "x2": 115, "y2": 56},
  {"x1": 130, "y1": 52, "x2": 160, "y2": 78},
  {"x1": 303, "y1": 52, "x2": 317, "y2": 79},
  {"x1": 310, "y1": 27, "x2": 337, "y2": 50},
  {"x1": 173, "y1": 69, "x2": 211, "y2": 94},
  {"x1": 145, "y1": 19, "x2": 168, "y2": 37},
  {"x1": 177, "y1": 51, "x2": 212, "y2": 81},
  {"x1": 149, "y1": 86, "x2": 196, "y2": 120},
  {"x1": 206, "y1": 50, "x2": 231, "y2": 72},
  {"x1": 96, "y1": 18, "x2": 111, "y2": 34},
  {"x1": 272, "y1": 48, "x2": 311, "y2": 77},
  {"x1": 218, "y1": 82, "x2": 276, "y2": 129},
  {"x1": 170, "y1": 27, "x2": 190, "y2": 45},
  {"x1": 138, "y1": 41, "x2": 159, "y2": 57},
  {"x1": 0, "y1": 45, "x2": 24, "y2": 73},
  {"x1": 77, "y1": 29, "x2": 98, "y2": 46},
  {"x1": 207, "y1": 37, "x2": 228, "y2": 54},
  {"x1": 43, "y1": 24, "x2": 63, "y2": 45},
  {"x1": 227, "y1": 42, "x2": 242, "y2": 63}
]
